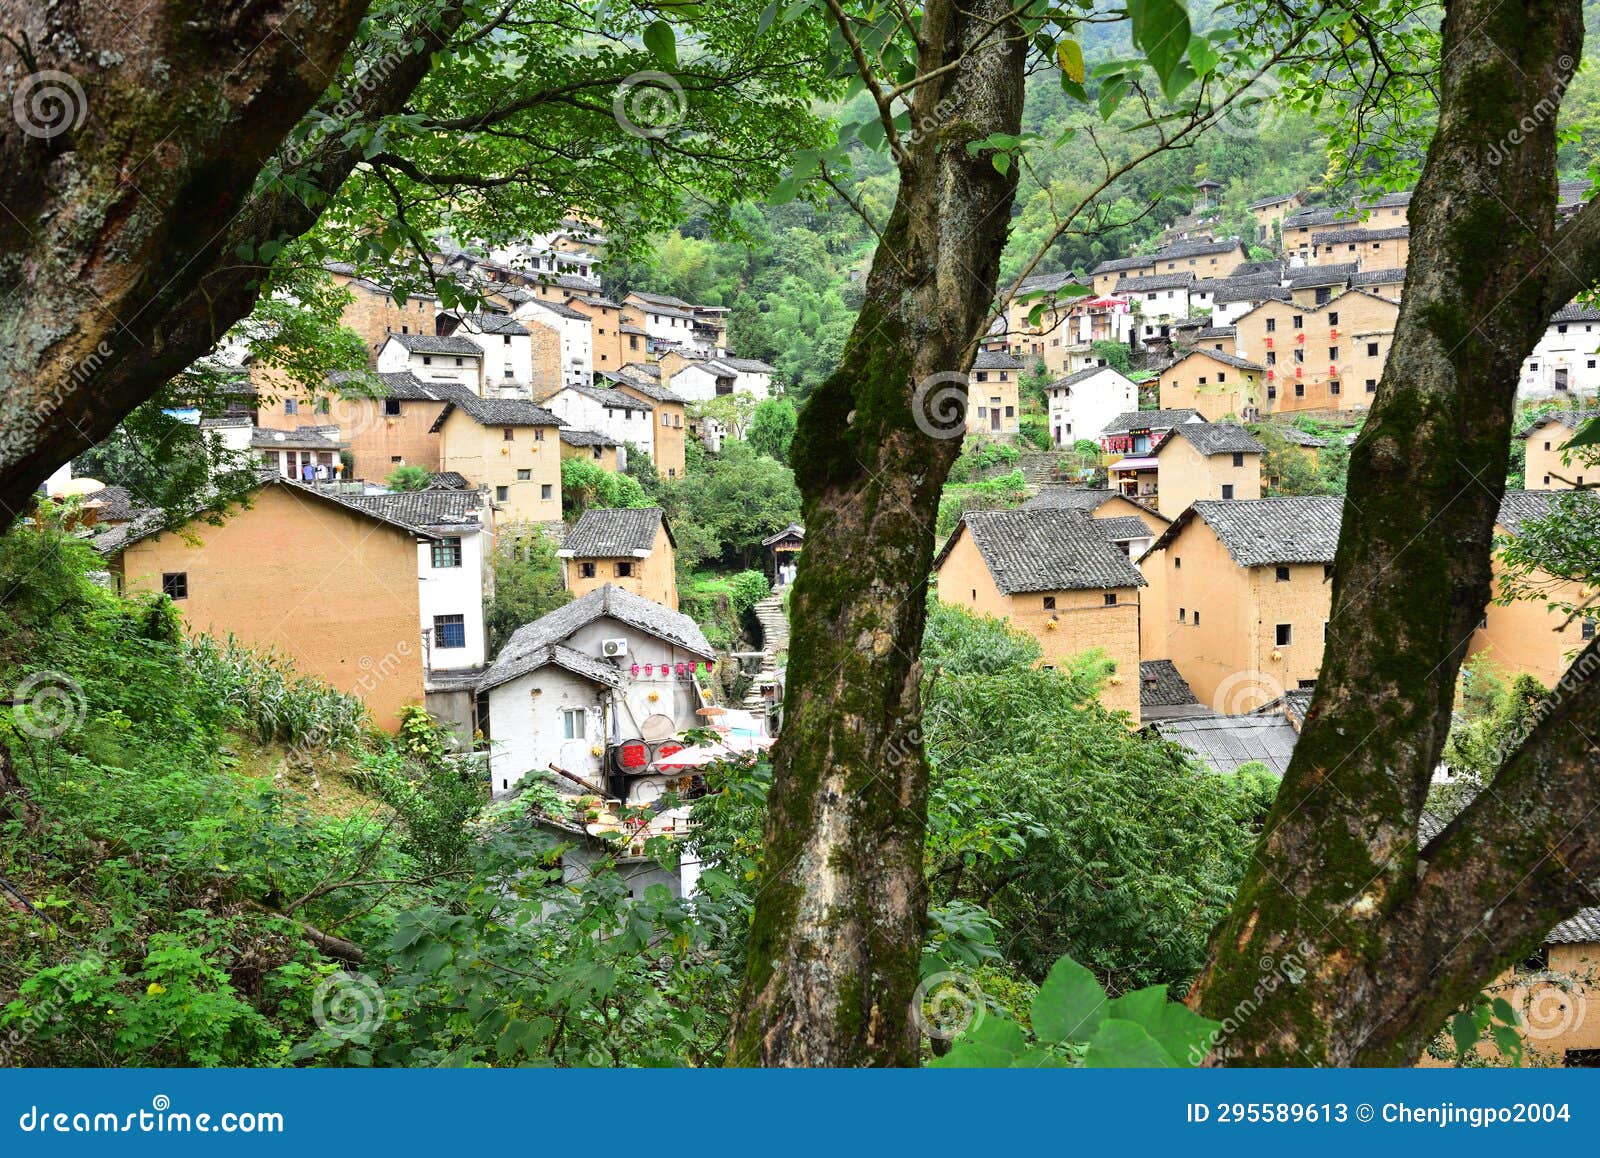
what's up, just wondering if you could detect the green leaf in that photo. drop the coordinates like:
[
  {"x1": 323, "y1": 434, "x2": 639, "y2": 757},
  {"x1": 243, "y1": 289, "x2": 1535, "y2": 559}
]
[
  {"x1": 1031, "y1": 955, "x2": 1108, "y2": 1044},
  {"x1": 992, "y1": 153, "x2": 1010, "y2": 175},
  {"x1": 927, "y1": 1015, "x2": 1027, "y2": 1067},
  {"x1": 1130, "y1": 0, "x2": 1191, "y2": 90},
  {"x1": 1491, "y1": 1022, "x2": 1524, "y2": 1064},
  {"x1": 1491, "y1": 997, "x2": 1520, "y2": 1025},
  {"x1": 1187, "y1": 35, "x2": 1219, "y2": 77},
  {"x1": 1450, "y1": 1010, "x2": 1480, "y2": 1054},
  {"x1": 1564, "y1": 415, "x2": 1600, "y2": 449},
  {"x1": 643, "y1": 21, "x2": 678, "y2": 69},
  {"x1": 1106, "y1": 985, "x2": 1218, "y2": 1066},
  {"x1": 1083, "y1": 1018, "x2": 1177, "y2": 1067},
  {"x1": 1057, "y1": 39, "x2": 1085, "y2": 83}
]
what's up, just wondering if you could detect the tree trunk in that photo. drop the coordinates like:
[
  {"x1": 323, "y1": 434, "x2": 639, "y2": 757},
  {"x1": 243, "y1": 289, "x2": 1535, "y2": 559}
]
[
  {"x1": 727, "y1": 1, "x2": 1025, "y2": 1067},
  {"x1": 1190, "y1": 0, "x2": 1600, "y2": 1065},
  {"x1": 0, "y1": 1, "x2": 379, "y2": 523}
]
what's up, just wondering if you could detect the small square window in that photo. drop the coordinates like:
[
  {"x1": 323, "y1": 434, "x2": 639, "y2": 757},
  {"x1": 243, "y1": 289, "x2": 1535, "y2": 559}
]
[
  {"x1": 561, "y1": 707, "x2": 586, "y2": 740},
  {"x1": 1328, "y1": 312, "x2": 1339, "y2": 325},
  {"x1": 162, "y1": 572, "x2": 188, "y2": 600},
  {"x1": 616, "y1": 561, "x2": 634, "y2": 578},
  {"x1": 579, "y1": 562, "x2": 596, "y2": 578},
  {"x1": 383, "y1": 398, "x2": 402, "y2": 416},
  {"x1": 1232, "y1": 452, "x2": 1244, "y2": 467},
  {"x1": 433, "y1": 614, "x2": 466, "y2": 649},
  {"x1": 1103, "y1": 592, "x2": 1117, "y2": 606},
  {"x1": 1275, "y1": 623, "x2": 1293, "y2": 646},
  {"x1": 496, "y1": 486, "x2": 509, "y2": 501},
  {"x1": 1221, "y1": 484, "x2": 1235, "y2": 499},
  {"x1": 431, "y1": 538, "x2": 462, "y2": 568},
  {"x1": 1043, "y1": 596, "x2": 1057, "y2": 610},
  {"x1": 541, "y1": 484, "x2": 553, "y2": 500},
  {"x1": 1276, "y1": 566, "x2": 1290, "y2": 582},
  {"x1": 503, "y1": 427, "x2": 515, "y2": 441},
  {"x1": 516, "y1": 468, "x2": 531, "y2": 481}
]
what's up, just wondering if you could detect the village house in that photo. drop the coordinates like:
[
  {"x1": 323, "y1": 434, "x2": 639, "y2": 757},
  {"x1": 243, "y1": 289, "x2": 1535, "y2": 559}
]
[
  {"x1": 1280, "y1": 191, "x2": 1412, "y2": 262},
  {"x1": 934, "y1": 508, "x2": 1146, "y2": 719},
  {"x1": 558, "y1": 428, "x2": 622, "y2": 471},
  {"x1": 1173, "y1": 322, "x2": 1239, "y2": 358},
  {"x1": 376, "y1": 331, "x2": 484, "y2": 392},
  {"x1": 971, "y1": 350, "x2": 1024, "y2": 436},
  {"x1": 325, "y1": 370, "x2": 450, "y2": 481},
  {"x1": 251, "y1": 425, "x2": 347, "y2": 481},
  {"x1": 1101, "y1": 408, "x2": 1206, "y2": 503},
  {"x1": 1350, "y1": 267, "x2": 1406, "y2": 300},
  {"x1": 476, "y1": 584, "x2": 716, "y2": 795},
  {"x1": 1039, "y1": 293, "x2": 1136, "y2": 377},
  {"x1": 1157, "y1": 349, "x2": 1266, "y2": 421},
  {"x1": 1522, "y1": 410, "x2": 1600, "y2": 488},
  {"x1": 1232, "y1": 288, "x2": 1398, "y2": 414},
  {"x1": 1310, "y1": 225, "x2": 1411, "y2": 270},
  {"x1": 1022, "y1": 485, "x2": 1171, "y2": 542},
  {"x1": 1148, "y1": 237, "x2": 1250, "y2": 280},
  {"x1": 435, "y1": 312, "x2": 534, "y2": 392},
  {"x1": 1468, "y1": 490, "x2": 1596, "y2": 687},
  {"x1": 559, "y1": 507, "x2": 679, "y2": 609},
  {"x1": 99, "y1": 478, "x2": 443, "y2": 730},
  {"x1": 431, "y1": 394, "x2": 564, "y2": 525},
  {"x1": 538, "y1": 382, "x2": 655, "y2": 467},
  {"x1": 605, "y1": 368, "x2": 689, "y2": 480},
  {"x1": 1005, "y1": 270, "x2": 1084, "y2": 365},
  {"x1": 1519, "y1": 304, "x2": 1600, "y2": 400},
  {"x1": 1150, "y1": 422, "x2": 1265, "y2": 517},
  {"x1": 1139, "y1": 496, "x2": 1342, "y2": 713},
  {"x1": 1090, "y1": 254, "x2": 1156, "y2": 297},
  {"x1": 1210, "y1": 278, "x2": 1292, "y2": 328},
  {"x1": 1285, "y1": 262, "x2": 1358, "y2": 308},
  {"x1": 562, "y1": 294, "x2": 628, "y2": 373},
  {"x1": 1248, "y1": 193, "x2": 1305, "y2": 247},
  {"x1": 325, "y1": 263, "x2": 438, "y2": 359},
  {"x1": 1045, "y1": 365, "x2": 1138, "y2": 446},
  {"x1": 626, "y1": 290, "x2": 707, "y2": 355},
  {"x1": 510, "y1": 296, "x2": 595, "y2": 386},
  {"x1": 1116, "y1": 272, "x2": 1201, "y2": 344}
]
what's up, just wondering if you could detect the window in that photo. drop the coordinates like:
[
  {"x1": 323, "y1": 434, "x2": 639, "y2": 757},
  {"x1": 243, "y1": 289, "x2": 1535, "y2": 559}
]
[
  {"x1": 1518, "y1": 946, "x2": 1550, "y2": 973},
  {"x1": 1232, "y1": 452, "x2": 1245, "y2": 467},
  {"x1": 1174, "y1": 557, "x2": 1181, "y2": 569},
  {"x1": 502, "y1": 427, "x2": 515, "y2": 441},
  {"x1": 284, "y1": 399, "x2": 298, "y2": 415},
  {"x1": 1276, "y1": 565, "x2": 1290, "y2": 582},
  {"x1": 433, "y1": 614, "x2": 466, "y2": 649},
  {"x1": 1217, "y1": 372, "x2": 1227, "y2": 383},
  {"x1": 422, "y1": 356, "x2": 432, "y2": 365},
  {"x1": 1329, "y1": 347, "x2": 1339, "y2": 361},
  {"x1": 431, "y1": 538, "x2": 462, "y2": 568},
  {"x1": 1193, "y1": 610, "x2": 1200, "y2": 625},
  {"x1": 1005, "y1": 406, "x2": 1014, "y2": 417},
  {"x1": 1294, "y1": 383, "x2": 1306, "y2": 398},
  {"x1": 1103, "y1": 592, "x2": 1117, "y2": 606},
  {"x1": 1293, "y1": 348, "x2": 1305, "y2": 364},
  {"x1": 504, "y1": 367, "x2": 514, "y2": 378},
  {"x1": 1315, "y1": 287, "x2": 1331, "y2": 305},
  {"x1": 1328, "y1": 312, "x2": 1339, "y2": 325},
  {"x1": 1266, "y1": 351, "x2": 1277, "y2": 365},
  {"x1": 1585, "y1": 620, "x2": 1597, "y2": 641},
  {"x1": 161, "y1": 572, "x2": 188, "y2": 600},
  {"x1": 1266, "y1": 318, "x2": 1276, "y2": 333},
  {"x1": 1221, "y1": 484, "x2": 1235, "y2": 499},
  {"x1": 533, "y1": 428, "x2": 545, "y2": 441},
  {"x1": 383, "y1": 398, "x2": 402, "y2": 416},
  {"x1": 541, "y1": 484, "x2": 553, "y2": 500},
  {"x1": 1367, "y1": 342, "x2": 1379, "y2": 356},
  {"x1": 1366, "y1": 378, "x2": 1377, "y2": 393},
  {"x1": 1043, "y1": 596, "x2": 1057, "y2": 611},
  {"x1": 1292, "y1": 314, "x2": 1303, "y2": 328},
  {"x1": 1179, "y1": 607, "x2": 1187, "y2": 623},
  {"x1": 1330, "y1": 379, "x2": 1343, "y2": 396},
  {"x1": 1275, "y1": 623, "x2": 1293, "y2": 646},
  {"x1": 496, "y1": 485, "x2": 509, "y2": 501},
  {"x1": 391, "y1": 455, "x2": 404, "y2": 465},
  {"x1": 1267, "y1": 384, "x2": 1278, "y2": 399},
  {"x1": 579, "y1": 562, "x2": 596, "y2": 578},
  {"x1": 975, "y1": 371, "x2": 988, "y2": 382},
  {"x1": 561, "y1": 708, "x2": 586, "y2": 740},
  {"x1": 455, "y1": 357, "x2": 465, "y2": 367},
  {"x1": 615, "y1": 561, "x2": 634, "y2": 578}
]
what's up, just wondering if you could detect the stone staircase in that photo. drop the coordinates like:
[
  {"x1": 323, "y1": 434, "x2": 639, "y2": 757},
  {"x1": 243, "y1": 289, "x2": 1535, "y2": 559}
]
[{"x1": 740, "y1": 593, "x2": 790, "y2": 716}]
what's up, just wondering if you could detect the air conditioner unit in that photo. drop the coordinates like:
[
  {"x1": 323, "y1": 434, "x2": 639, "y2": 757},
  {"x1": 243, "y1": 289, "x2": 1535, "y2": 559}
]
[{"x1": 600, "y1": 638, "x2": 629, "y2": 658}]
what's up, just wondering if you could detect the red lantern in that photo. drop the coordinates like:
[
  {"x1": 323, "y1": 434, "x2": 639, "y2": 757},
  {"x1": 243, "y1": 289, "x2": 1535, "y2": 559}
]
[
  {"x1": 630, "y1": 663, "x2": 640, "y2": 677},
  {"x1": 675, "y1": 661, "x2": 687, "y2": 676},
  {"x1": 704, "y1": 659, "x2": 715, "y2": 672},
  {"x1": 642, "y1": 663, "x2": 653, "y2": 676}
]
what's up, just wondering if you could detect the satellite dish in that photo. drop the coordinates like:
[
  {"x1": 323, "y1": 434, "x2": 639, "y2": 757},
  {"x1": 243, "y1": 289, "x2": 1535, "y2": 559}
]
[{"x1": 640, "y1": 713, "x2": 675, "y2": 741}]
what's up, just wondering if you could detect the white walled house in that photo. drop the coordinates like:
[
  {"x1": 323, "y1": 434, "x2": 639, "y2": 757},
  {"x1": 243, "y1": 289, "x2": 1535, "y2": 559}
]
[
  {"x1": 626, "y1": 292, "x2": 705, "y2": 353},
  {"x1": 540, "y1": 383, "x2": 655, "y2": 464},
  {"x1": 513, "y1": 298, "x2": 595, "y2": 386},
  {"x1": 439, "y1": 313, "x2": 533, "y2": 393},
  {"x1": 718, "y1": 356, "x2": 776, "y2": 398},
  {"x1": 377, "y1": 332, "x2": 485, "y2": 392},
  {"x1": 477, "y1": 585, "x2": 716, "y2": 795},
  {"x1": 1519, "y1": 305, "x2": 1600, "y2": 400},
  {"x1": 1046, "y1": 366, "x2": 1139, "y2": 446}
]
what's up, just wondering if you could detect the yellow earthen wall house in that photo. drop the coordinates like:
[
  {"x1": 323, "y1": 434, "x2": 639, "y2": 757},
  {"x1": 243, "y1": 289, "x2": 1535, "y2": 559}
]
[
  {"x1": 612, "y1": 377, "x2": 689, "y2": 480},
  {"x1": 1234, "y1": 290, "x2": 1398, "y2": 414},
  {"x1": 109, "y1": 483, "x2": 426, "y2": 730},
  {"x1": 565, "y1": 296, "x2": 627, "y2": 375},
  {"x1": 1152, "y1": 424, "x2": 1265, "y2": 518},
  {"x1": 1310, "y1": 228, "x2": 1410, "y2": 270},
  {"x1": 1523, "y1": 413, "x2": 1600, "y2": 489},
  {"x1": 434, "y1": 399, "x2": 563, "y2": 524},
  {"x1": 934, "y1": 510, "x2": 1145, "y2": 720},
  {"x1": 1158, "y1": 351, "x2": 1265, "y2": 421},
  {"x1": 328, "y1": 267, "x2": 437, "y2": 361},
  {"x1": 560, "y1": 508, "x2": 679, "y2": 609}
]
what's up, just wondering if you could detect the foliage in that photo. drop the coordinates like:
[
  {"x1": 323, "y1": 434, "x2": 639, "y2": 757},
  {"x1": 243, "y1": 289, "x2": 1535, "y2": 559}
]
[
  {"x1": 928, "y1": 955, "x2": 1220, "y2": 1067},
  {"x1": 1252, "y1": 424, "x2": 1350, "y2": 497},
  {"x1": 948, "y1": 440, "x2": 1022, "y2": 484},
  {"x1": 1433, "y1": 658, "x2": 1551, "y2": 818},
  {"x1": 746, "y1": 397, "x2": 799, "y2": 464},
  {"x1": 559, "y1": 457, "x2": 652, "y2": 517},
  {"x1": 936, "y1": 470, "x2": 1031, "y2": 538},
  {"x1": 484, "y1": 530, "x2": 571, "y2": 655},
  {"x1": 657, "y1": 440, "x2": 801, "y2": 572},
  {"x1": 1091, "y1": 341, "x2": 1132, "y2": 374},
  {"x1": 183, "y1": 632, "x2": 369, "y2": 751},
  {"x1": 1495, "y1": 490, "x2": 1600, "y2": 618},
  {"x1": 384, "y1": 465, "x2": 432, "y2": 492}
]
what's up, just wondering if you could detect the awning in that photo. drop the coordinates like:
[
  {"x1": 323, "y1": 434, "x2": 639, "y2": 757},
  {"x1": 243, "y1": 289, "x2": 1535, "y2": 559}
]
[{"x1": 1110, "y1": 456, "x2": 1159, "y2": 471}]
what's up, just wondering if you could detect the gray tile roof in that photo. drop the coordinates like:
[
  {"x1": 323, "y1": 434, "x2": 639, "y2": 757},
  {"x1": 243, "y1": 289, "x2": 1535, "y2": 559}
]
[
  {"x1": 1152, "y1": 496, "x2": 1344, "y2": 566},
  {"x1": 721, "y1": 356, "x2": 776, "y2": 373},
  {"x1": 1312, "y1": 225, "x2": 1410, "y2": 244},
  {"x1": 1102, "y1": 408, "x2": 1203, "y2": 435},
  {"x1": 561, "y1": 507, "x2": 666, "y2": 557},
  {"x1": 479, "y1": 583, "x2": 713, "y2": 691},
  {"x1": 1152, "y1": 713, "x2": 1301, "y2": 776},
  {"x1": 346, "y1": 490, "x2": 485, "y2": 530},
  {"x1": 1211, "y1": 283, "x2": 1290, "y2": 306},
  {"x1": 1350, "y1": 267, "x2": 1407, "y2": 287},
  {"x1": 386, "y1": 332, "x2": 485, "y2": 356},
  {"x1": 938, "y1": 508, "x2": 1146, "y2": 593},
  {"x1": 1022, "y1": 487, "x2": 1118, "y2": 513},
  {"x1": 1548, "y1": 907, "x2": 1600, "y2": 944},
  {"x1": 973, "y1": 349, "x2": 1025, "y2": 370},
  {"x1": 427, "y1": 471, "x2": 472, "y2": 490},
  {"x1": 1519, "y1": 409, "x2": 1600, "y2": 438},
  {"x1": 564, "y1": 381, "x2": 653, "y2": 411},
  {"x1": 1115, "y1": 272, "x2": 1198, "y2": 293},
  {"x1": 1049, "y1": 366, "x2": 1130, "y2": 389},
  {"x1": 456, "y1": 312, "x2": 528, "y2": 336},
  {"x1": 1286, "y1": 263, "x2": 1358, "y2": 287},
  {"x1": 628, "y1": 289, "x2": 692, "y2": 308},
  {"x1": 1261, "y1": 423, "x2": 1330, "y2": 447},
  {"x1": 1092, "y1": 515, "x2": 1154, "y2": 541},
  {"x1": 1194, "y1": 325, "x2": 1237, "y2": 339},
  {"x1": 1153, "y1": 237, "x2": 1246, "y2": 260},
  {"x1": 482, "y1": 643, "x2": 626, "y2": 693},
  {"x1": 559, "y1": 428, "x2": 622, "y2": 448},
  {"x1": 85, "y1": 485, "x2": 143, "y2": 523},
  {"x1": 1157, "y1": 422, "x2": 1267, "y2": 457},
  {"x1": 429, "y1": 390, "x2": 564, "y2": 430},
  {"x1": 1496, "y1": 489, "x2": 1596, "y2": 534},
  {"x1": 1092, "y1": 255, "x2": 1156, "y2": 275},
  {"x1": 329, "y1": 369, "x2": 454, "y2": 402},
  {"x1": 1551, "y1": 303, "x2": 1600, "y2": 324},
  {"x1": 601, "y1": 371, "x2": 685, "y2": 405},
  {"x1": 1140, "y1": 659, "x2": 1198, "y2": 708},
  {"x1": 251, "y1": 426, "x2": 346, "y2": 450},
  {"x1": 1174, "y1": 348, "x2": 1263, "y2": 371},
  {"x1": 1249, "y1": 193, "x2": 1299, "y2": 210},
  {"x1": 522, "y1": 297, "x2": 592, "y2": 321}
]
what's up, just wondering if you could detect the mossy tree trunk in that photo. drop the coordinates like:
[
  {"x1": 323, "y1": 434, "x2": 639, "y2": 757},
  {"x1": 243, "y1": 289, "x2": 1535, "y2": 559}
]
[
  {"x1": 727, "y1": 0, "x2": 1025, "y2": 1067},
  {"x1": 1191, "y1": 0, "x2": 1600, "y2": 1065},
  {"x1": 0, "y1": 1, "x2": 472, "y2": 526}
]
